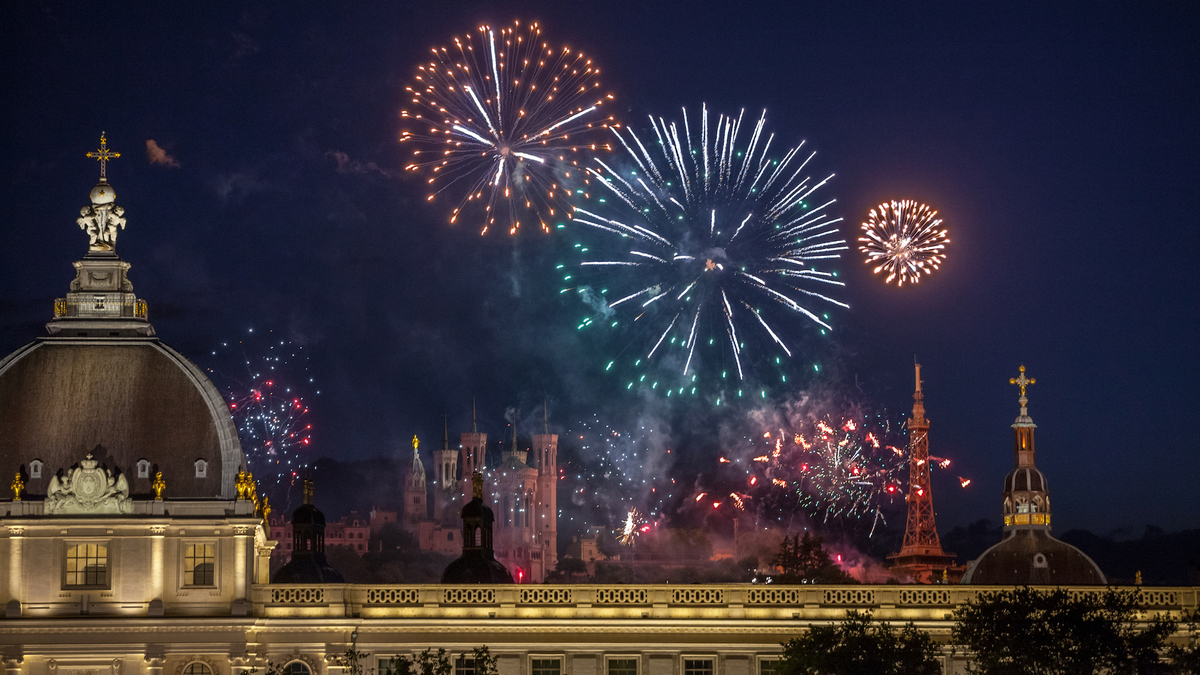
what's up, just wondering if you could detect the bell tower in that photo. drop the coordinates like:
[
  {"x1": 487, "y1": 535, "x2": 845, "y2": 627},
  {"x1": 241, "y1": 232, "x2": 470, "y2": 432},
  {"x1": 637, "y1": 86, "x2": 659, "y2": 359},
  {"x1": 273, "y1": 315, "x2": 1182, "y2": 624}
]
[
  {"x1": 1002, "y1": 365, "x2": 1052, "y2": 532},
  {"x1": 888, "y1": 363, "x2": 960, "y2": 582},
  {"x1": 460, "y1": 399, "x2": 487, "y2": 506}
]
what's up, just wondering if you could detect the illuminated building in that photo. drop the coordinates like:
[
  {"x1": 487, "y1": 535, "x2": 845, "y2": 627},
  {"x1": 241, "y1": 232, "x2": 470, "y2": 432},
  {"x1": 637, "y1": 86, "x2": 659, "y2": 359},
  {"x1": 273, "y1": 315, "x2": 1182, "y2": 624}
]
[{"x1": 0, "y1": 138, "x2": 1188, "y2": 674}]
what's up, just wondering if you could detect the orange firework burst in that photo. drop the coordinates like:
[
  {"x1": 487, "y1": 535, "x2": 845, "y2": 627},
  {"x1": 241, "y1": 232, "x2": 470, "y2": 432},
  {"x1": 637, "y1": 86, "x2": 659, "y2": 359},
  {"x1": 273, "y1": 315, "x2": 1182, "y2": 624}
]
[
  {"x1": 859, "y1": 199, "x2": 949, "y2": 286},
  {"x1": 400, "y1": 21, "x2": 618, "y2": 235}
]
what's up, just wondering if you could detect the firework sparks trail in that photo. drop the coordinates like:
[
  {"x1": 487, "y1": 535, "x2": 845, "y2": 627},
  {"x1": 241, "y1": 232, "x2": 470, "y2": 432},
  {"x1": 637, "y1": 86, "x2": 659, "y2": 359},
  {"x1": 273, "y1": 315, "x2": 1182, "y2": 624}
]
[
  {"x1": 750, "y1": 415, "x2": 905, "y2": 529},
  {"x1": 618, "y1": 507, "x2": 645, "y2": 546},
  {"x1": 566, "y1": 106, "x2": 848, "y2": 401},
  {"x1": 400, "y1": 21, "x2": 618, "y2": 235},
  {"x1": 206, "y1": 330, "x2": 317, "y2": 492},
  {"x1": 858, "y1": 199, "x2": 949, "y2": 286}
]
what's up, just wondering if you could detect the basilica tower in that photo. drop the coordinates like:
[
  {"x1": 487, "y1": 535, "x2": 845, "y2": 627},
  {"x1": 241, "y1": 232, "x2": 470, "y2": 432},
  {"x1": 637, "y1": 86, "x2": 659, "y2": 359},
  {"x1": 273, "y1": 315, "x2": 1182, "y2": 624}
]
[
  {"x1": 403, "y1": 435, "x2": 427, "y2": 527},
  {"x1": 532, "y1": 404, "x2": 559, "y2": 572},
  {"x1": 460, "y1": 401, "x2": 487, "y2": 507}
]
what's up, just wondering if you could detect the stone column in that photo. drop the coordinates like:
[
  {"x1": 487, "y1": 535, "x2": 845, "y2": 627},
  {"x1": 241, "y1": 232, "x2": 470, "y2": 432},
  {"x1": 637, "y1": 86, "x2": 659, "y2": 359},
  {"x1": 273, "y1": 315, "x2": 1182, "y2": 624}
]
[
  {"x1": 6, "y1": 527, "x2": 23, "y2": 607},
  {"x1": 234, "y1": 526, "x2": 251, "y2": 601}
]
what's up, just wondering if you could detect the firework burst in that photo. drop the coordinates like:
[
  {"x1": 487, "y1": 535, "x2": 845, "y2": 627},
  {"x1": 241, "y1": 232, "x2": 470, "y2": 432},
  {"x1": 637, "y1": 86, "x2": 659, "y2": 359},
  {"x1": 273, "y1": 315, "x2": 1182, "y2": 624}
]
[
  {"x1": 565, "y1": 106, "x2": 848, "y2": 402},
  {"x1": 751, "y1": 415, "x2": 906, "y2": 535},
  {"x1": 206, "y1": 329, "x2": 316, "y2": 488},
  {"x1": 400, "y1": 20, "x2": 618, "y2": 235},
  {"x1": 618, "y1": 507, "x2": 645, "y2": 546},
  {"x1": 858, "y1": 200, "x2": 949, "y2": 286}
]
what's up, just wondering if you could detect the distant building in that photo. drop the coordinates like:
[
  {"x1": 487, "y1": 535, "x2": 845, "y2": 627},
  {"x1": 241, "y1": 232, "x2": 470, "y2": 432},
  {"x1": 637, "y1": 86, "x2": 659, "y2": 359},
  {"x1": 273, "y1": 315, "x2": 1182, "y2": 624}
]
[
  {"x1": 407, "y1": 406, "x2": 559, "y2": 582},
  {"x1": 270, "y1": 509, "x2": 370, "y2": 562}
]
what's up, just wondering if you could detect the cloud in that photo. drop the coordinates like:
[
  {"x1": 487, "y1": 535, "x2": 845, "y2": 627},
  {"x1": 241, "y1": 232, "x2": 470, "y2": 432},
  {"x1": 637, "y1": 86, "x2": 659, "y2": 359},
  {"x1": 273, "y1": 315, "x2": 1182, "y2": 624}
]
[
  {"x1": 145, "y1": 140, "x2": 180, "y2": 168},
  {"x1": 327, "y1": 151, "x2": 395, "y2": 179}
]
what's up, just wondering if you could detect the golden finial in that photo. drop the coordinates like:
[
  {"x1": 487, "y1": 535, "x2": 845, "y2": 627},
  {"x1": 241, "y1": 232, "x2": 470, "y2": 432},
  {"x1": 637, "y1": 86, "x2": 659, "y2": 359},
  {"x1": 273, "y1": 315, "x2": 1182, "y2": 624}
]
[
  {"x1": 86, "y1": 132, "x2": 120, "y2": 180},
  {"x1": 1135, "y1": 570, "x2": 1143, "y2": 586},
  {"x1": 303, "y1": 477, "x2": 315, "y2": 505},
  {"x1": 152, "y1": 471, "x2": 166, "y2": 500},
  {"x1": 472, "y1": 470, "x2": 483, "y2": 500},
  {"x1": 1010, "y1": 365, "x2": 1036, "y2": 398},
  {"x1": 412, "y1": 435, "x2": 419, "y2": 452},
  {"x1": 262, "y1": 496, "x2": 272, "y2": 524},
  {"x1": 11, "y1": 472, "x2": 24, "y2": 501}
]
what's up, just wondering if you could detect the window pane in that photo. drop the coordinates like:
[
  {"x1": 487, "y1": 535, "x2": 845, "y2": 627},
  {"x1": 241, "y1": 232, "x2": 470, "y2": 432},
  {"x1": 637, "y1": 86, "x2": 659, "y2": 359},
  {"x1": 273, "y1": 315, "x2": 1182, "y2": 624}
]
[
  {"x1": 378, "y1": 659, "x2": 399, "y2": 675},
  {"x1": 455, "y1": 657, "x2": 475, "y2": 675},
  {"x1": 759, "y1": 660, "x2": 778, "y2": 675},
  {"x1": 65, "y1": 544, "x2": 107, "y2": 587},
  {"x1": 532, "y1": 659, "x2": 561, "y2": 675},
  {"x1": 184, "y1": 664, "x2": 214, "y2": 675},
  {"x1": 185, "y1": 543, "x2": 216, "y2": 586},
  {"x1": 284, "y1": 663, "x2": 311, "y2": 675},
  {"x1": 684, "y1": 660, "x2": 714, "y2": 675},
  {"x1": 609, "y1": 659, "x2": 638, "y2": 675}
]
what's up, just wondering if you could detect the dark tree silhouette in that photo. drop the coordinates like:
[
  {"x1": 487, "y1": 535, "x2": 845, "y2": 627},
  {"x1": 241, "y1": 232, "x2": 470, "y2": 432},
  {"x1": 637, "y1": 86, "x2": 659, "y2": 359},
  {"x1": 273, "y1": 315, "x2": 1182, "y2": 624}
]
[{"x1": 777, "y1": 610, "x2": 941, "y2": 675}]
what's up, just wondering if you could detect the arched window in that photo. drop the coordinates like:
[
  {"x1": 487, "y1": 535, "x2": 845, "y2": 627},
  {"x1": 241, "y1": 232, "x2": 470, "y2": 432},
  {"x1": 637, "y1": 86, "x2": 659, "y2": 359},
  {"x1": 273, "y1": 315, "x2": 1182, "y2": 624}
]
[
  {"x1": 29, "y1": 459, "x2": 43, "y2": 479},
  {"x1": 185, "y1": 544, "x2": 215, "y2": 586},
  {"x1": 183, "y1": 663, "x2": 214, "y2": 675},
  {"x1": 136, "y1": 459, "x2": 151, "y2": 479},
  {"x1": 64, "y1": 543, "x2": 108, "y2": 587},
  {"x1": 448, "y1": 531, "x2": 454, "y2": 541},
  {"x1": 194, "y1": 459, "x2": 208, "y2": 478},
  {"x1": 474, "y1": 528, "x2": 482, "y2": 547},
  {"x1": 282, "y1": 663, "x2": 312, "y2": 675}
]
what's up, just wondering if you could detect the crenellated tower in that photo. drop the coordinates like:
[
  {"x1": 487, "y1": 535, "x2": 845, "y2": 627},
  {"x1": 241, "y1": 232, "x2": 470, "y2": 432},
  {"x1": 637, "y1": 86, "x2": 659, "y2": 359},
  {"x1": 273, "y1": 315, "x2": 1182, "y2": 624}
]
[
  {"x1": 888, "y1": 363, "x2": 960, "y2": 582},
  {"x1": 460, "y1": 400, "x2": 487, "y2": 506},
  {"x1": 531, "y1": 403, "x2": 559, "y2": 572}
]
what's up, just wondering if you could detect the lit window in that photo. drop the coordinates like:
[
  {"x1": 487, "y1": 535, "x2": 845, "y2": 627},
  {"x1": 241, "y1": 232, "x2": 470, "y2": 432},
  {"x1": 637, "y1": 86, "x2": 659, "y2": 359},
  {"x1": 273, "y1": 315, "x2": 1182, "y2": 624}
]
[
  {"x1": 185, "y1": 544, "x2": 215, "y2": 586},
  {"x1": 532, "y1": 659, "x2": 561, "y2": 675},
  {"x1": 195, "y1": 459, "x2": 207, "y2": 478},
  {"x1": 183, "y1": 663, "x2": 214, "y2": 675},
  {"x1": 64, "y1": 544, "x2": 108, "y2": 587},
  {"x1": 136, "y1": 459, "x2": 151, "y2": 479},
  {"x1": 608, "y1": 659, "x2": 638, "y2": 675},
  {"x1": 684, "y1": 659, "x2": 714, "y2": 675},
  {"x1": 29, "y1": 459, "x2": 43, "y2": 480},
  {"x1": 454, "y1": 656, "x2": 475, "y2": 675},
  {"x1": 758, "y1": 659, "x2": 778, "y2": 675},
  {"x1": 283, "y1": 663, "x2": 311, "y2": 675}
]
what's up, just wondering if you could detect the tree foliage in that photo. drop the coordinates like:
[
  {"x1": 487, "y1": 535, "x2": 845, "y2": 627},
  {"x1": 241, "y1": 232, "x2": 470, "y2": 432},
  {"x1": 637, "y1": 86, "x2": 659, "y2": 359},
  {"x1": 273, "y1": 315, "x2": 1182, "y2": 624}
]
[
  {"x1": 777, "y1": 610, "x2": 941, "y2": 675},
  {"x1": 952, "y1": 587, "x2": 1179, "y2": 675},
  {"x1": 773, "y1": 532, "x2": 855, "y2": 584}
]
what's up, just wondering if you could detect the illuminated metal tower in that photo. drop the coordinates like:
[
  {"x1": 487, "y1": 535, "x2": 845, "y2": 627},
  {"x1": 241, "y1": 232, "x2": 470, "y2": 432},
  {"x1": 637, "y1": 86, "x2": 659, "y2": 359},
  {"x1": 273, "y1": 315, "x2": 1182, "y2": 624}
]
[{"x1": 888, "y1": 363, "x2": 960, "y2": 582}]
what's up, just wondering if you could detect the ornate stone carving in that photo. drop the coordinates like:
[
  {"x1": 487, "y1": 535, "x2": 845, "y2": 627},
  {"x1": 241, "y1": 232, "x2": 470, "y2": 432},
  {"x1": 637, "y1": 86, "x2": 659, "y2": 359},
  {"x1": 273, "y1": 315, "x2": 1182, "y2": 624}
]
[{"x1": 46, "y1": 454, "x2": 132, "y2": 515}]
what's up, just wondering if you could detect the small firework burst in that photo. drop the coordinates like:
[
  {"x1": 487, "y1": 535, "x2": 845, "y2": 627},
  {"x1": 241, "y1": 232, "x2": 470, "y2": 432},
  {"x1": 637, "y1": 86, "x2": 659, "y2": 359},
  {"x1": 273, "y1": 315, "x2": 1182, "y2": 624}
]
[{"x1": 859, "y1": 200, "x2": 949, "y2": 286}]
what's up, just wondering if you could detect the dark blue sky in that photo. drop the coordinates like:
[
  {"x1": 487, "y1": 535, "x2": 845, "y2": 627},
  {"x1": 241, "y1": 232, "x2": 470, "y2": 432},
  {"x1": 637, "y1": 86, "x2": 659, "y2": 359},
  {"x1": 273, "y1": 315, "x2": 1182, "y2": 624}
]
[{"x1": 2, "y1": 2, "x2": 1197, "y2": 536}]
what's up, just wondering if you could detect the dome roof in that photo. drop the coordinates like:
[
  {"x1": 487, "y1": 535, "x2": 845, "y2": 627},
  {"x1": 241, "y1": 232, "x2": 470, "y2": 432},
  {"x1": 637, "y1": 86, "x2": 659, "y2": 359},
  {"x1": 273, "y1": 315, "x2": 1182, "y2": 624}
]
[
  {"x1": 962, "y1": 529, "x2": 1106, "y2": 585},
  {"x1": 441, "y1": 553, "x2": 514, "y2": 584},
  {"x1": 1004, "y1": 466, "x2": 1048, "y2": 493},
  {"x1": 462, "y1": 497, "x2": 494, "y2": 523},
  {"x1": 290, "y1": 503, "x2": 326, "y2": 527},
  {"x1": 0, "y1": 337, "x2": 245, "y2": 499},
  {"x1": 272, "y1": 555, "x2": 345, "y2": 584}
]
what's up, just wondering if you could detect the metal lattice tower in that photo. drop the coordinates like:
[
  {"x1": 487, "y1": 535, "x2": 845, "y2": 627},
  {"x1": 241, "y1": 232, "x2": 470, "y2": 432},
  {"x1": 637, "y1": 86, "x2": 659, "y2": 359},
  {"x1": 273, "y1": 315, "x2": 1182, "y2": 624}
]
[{"x1": 888, "y1": 363, "x2": 959, "y2": 582}]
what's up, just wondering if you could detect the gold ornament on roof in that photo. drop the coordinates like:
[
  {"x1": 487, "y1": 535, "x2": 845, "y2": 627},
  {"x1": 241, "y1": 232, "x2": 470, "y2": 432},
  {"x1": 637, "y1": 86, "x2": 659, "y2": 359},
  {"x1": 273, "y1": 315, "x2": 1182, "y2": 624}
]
[
  {"x1": 302, "y1": 477, "x2": 315, "y2": 505},
  {"x1": 235, "y1": 469, "x2": 250, "y2": 499},
  {"x1": 472, "y1": 470, "x2": 484, "y2": 499},
  {"x1": 12, "y1": 472, "x2": 24, "y2": 501},
  {"x1": 262, "y1": 496, "x2": 272, "y2": 525},
  {"x1": 412, "y1": 435, "x2": 419, "y2": 451},
  {"x1": 152, "y1": 471, "x2": 165, "y2": 500},
  {"x1": 1010, "y1": 365, "x2": 1035, "y2": 398}
]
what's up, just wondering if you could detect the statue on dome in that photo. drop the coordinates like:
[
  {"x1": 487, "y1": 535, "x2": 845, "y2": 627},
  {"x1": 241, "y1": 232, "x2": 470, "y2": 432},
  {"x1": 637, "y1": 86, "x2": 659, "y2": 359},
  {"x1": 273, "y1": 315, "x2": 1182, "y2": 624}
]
[{"x1": 77, "y1": 132, "x2": 126, "y2": 252}]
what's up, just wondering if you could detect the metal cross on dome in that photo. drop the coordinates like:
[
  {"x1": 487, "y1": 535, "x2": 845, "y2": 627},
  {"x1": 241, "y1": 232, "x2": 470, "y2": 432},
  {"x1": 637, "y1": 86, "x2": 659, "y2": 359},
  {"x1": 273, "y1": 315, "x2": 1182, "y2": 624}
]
[
  {"x1": 85, "y1": 132, "x2": 120, "y2": 179},
  {"x1": 1010, "y1": 365, "x2": 1035, "y2": 397}
]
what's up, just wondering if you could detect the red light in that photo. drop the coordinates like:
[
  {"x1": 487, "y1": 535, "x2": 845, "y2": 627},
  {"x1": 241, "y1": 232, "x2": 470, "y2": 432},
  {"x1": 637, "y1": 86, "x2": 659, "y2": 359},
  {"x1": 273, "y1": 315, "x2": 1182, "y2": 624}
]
[{"x1": 712, "y1": 502, "x2": 720, "y2": 509}]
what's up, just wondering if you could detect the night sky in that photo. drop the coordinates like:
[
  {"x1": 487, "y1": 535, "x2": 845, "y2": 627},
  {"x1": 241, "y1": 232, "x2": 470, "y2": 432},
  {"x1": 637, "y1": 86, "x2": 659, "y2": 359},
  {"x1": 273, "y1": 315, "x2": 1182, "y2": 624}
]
[{"x1": 2, "y1": 2, "x2": 1197, "y2": 537}]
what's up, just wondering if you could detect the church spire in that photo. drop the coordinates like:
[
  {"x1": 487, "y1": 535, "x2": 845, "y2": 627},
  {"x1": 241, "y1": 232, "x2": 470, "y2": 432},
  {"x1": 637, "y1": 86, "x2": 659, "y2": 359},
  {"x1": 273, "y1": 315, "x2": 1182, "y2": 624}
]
[
  {"x1": 443, "y1": 412, "x2": 450, "y2": 451},
  {"x1": 472, "y1": 397, "x2": 478, "y2": 433}
]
